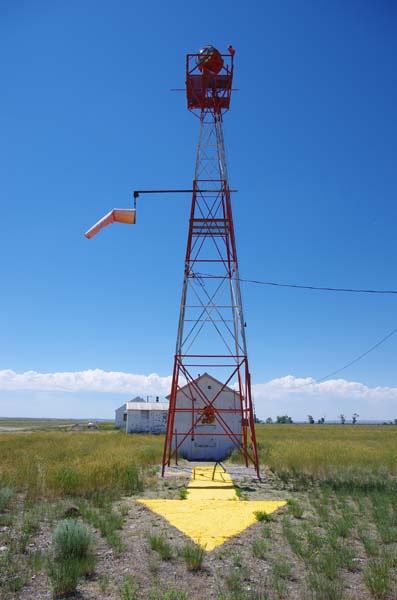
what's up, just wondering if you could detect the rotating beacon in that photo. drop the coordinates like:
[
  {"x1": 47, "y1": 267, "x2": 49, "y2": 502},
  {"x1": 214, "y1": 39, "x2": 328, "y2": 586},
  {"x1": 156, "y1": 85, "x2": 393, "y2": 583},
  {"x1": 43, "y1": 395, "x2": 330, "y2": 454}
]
[{"x1": 163, "y1": 45, "x2": 260, "y2": 478}]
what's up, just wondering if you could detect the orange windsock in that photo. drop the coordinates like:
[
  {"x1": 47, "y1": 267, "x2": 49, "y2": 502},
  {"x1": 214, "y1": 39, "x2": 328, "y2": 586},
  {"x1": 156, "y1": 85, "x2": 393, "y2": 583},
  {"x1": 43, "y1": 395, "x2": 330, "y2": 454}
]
[
  {"x1": 84, "y1": 208, "x2": 136, "y2": 239},
  {"x1": 113, "y1": 209, "x2": 136, "y2": 224}
]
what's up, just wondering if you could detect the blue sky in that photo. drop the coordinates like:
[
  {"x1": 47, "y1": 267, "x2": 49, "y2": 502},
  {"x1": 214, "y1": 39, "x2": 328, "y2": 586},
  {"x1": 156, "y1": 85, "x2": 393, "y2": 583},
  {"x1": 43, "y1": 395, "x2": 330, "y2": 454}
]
[{"x1": 0, "y1": 0, "x2": 396, "y2": 420}]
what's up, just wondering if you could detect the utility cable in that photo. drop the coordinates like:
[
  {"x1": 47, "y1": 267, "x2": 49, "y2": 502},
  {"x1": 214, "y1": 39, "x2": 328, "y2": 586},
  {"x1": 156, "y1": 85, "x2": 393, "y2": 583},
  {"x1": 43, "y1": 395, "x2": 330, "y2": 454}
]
[
  {"x1": 195, "y1": 272, "x2": 397, "y2": 383},
  {"x1": 194, "y1": 272, "x2": 396, "y2": 382},
  {"x1": 314, "y1": 326, "x2": 397, "y2": 383},
  {"x1": 196, "y1": 273, "x2": 397, "y2": 295},
  {"x1": 235, "y1": 275, "x2": 397, "y2": 380},
  {"x1": 271, "y1": 325, "x2": 397, "y2": 391}
]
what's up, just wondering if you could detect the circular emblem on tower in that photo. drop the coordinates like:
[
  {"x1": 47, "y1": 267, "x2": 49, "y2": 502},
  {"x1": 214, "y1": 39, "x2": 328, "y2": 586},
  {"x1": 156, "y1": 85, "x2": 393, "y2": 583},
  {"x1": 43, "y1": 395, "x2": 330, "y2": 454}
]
[{"x1": 201, "y1": 406, "x2": 216, "y2": 425}]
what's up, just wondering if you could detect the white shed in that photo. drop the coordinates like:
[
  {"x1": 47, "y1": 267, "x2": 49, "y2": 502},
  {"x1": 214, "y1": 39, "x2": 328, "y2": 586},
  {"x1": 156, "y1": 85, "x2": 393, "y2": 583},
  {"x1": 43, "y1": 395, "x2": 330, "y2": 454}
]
[
  {"x1": 115, "y1": 398, "x2": 169, "y2": 434},
  {"x1": 169, "y1": 373, "x2": 242, "y2": 461}
]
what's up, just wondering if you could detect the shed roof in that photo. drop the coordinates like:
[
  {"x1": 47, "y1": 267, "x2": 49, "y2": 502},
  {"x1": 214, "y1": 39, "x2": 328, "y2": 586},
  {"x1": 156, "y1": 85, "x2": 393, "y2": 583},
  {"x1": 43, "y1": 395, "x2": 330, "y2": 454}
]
[
  {"x1": 166, "y1": 372, "x2": 236, "y2": 400},
  {"x1": 126, "y1": 402, "x2": 169, "y2": 411}
]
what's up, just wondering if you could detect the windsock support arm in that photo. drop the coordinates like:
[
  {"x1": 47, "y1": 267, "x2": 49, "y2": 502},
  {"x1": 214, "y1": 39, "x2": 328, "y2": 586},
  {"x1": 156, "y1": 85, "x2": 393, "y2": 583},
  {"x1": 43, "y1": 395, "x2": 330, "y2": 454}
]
[{"x1": 133, "y1": 188, "x2": 237, "y2": 207}]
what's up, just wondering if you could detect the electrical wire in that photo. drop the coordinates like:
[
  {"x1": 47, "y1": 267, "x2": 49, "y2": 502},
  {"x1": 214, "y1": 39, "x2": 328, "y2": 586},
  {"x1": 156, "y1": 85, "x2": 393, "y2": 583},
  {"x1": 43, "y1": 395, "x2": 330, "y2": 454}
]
[
  {"x1": 266, "y1": 325, "x2": 397, "y2": 392},
  {"x1": 196, "y1": 273, "x2": 397, "y2": 295},
  {"x1": 195, "y1": 272, "x2": 397, "y2": 384},
  {"x1": 235, "y1": 274, "x2": 397, "y2": 380},
  {"x1": 314, "y1": 326, "x2": 397, "y2": 383}
]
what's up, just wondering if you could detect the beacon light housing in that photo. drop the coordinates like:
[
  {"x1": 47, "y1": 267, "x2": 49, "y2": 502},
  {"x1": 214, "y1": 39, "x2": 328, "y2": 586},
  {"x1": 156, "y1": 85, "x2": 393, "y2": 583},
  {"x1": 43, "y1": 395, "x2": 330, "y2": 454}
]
[
  {"x1": 84, "y1": 208, "x2": 136, "y2": 239},
  {"x1": 196, "y1": 45, "x2": 224, "y2": 74}
]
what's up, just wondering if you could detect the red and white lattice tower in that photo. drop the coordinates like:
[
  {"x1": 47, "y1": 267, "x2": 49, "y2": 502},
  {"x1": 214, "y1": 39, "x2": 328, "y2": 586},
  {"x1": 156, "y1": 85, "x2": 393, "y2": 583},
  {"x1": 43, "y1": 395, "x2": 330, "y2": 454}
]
[{"x1": 162, "y1": 46, "x2": 260, "y2": 478}]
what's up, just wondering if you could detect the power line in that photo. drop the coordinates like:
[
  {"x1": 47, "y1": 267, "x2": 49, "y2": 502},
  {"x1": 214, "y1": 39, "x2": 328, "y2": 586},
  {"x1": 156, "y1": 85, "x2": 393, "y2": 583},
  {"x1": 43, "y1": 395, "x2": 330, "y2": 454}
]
[
  {"x1": 276, "y1": 325, "x2": 397, "y2": 390},
  {"x1": 236, "y1": 275, "x2": 397, "y2": 380},
  {"x1": 315, "y1": 326, "x2": 397, "y2": 383},
  {"x1": 239, "y1": 277, "x2": 397, "y2": 294},
  {"x1": 197, "y1": 273, "x2": 397, "y2": 295},
  {"x1": 243, "y1": 279, "x2": 397, "y2": 294},
  {"x1": 194, "y1": 272, "x2": 397, "y2": 381}
]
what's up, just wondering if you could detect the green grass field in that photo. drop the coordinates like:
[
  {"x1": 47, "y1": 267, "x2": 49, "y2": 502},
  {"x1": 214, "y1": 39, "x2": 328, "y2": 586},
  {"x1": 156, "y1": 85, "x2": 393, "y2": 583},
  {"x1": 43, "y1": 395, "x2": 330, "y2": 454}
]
[
  {"x1": 0, "y1": 425, "x2": 396, "y2": 500},
  {"x1": 0, "y1": 417, "x2": 114, "y2": 431},
  {"x1": 0, "y1": 429, "x2": 162, "y2": 500},
  {"x1": 1, "y1": 425, "x2": 396, "y2": 599},
  {"x1": 254, "y1": 425, "x2": 397, "y2": 490}
]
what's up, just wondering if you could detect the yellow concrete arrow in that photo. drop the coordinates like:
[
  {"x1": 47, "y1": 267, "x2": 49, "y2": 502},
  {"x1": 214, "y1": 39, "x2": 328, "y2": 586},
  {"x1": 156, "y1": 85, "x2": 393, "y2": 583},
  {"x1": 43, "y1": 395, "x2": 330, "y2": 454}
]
[{"x1": 138, "y1": 466, "x2": 286, "y2": 551}]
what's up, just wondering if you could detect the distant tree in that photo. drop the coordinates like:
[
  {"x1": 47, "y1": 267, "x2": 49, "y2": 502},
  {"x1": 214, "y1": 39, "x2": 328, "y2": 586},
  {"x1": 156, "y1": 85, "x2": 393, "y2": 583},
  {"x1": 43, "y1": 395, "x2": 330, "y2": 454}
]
[
  {"x1": 317, "y1": 417, "x2": 325, "y2": 424},
  {"x1": 254, "y1": 414, "x2": 263, "y2": 424},
  {"x1": 352, "y1": 413, "x2": 359, "y2": 425},
  {"x1": 276, "y1": 415, "x2": 293, "y2": 424},
  {"x1": 394, "y1": 419, "x2": 397, "y2": 425},
  {"x1": 265, "y1": 417, "x2": 273, "y2": 424},
  {"x1": 339, "y1": 414, "x2": 346, "y2": 425},
  {"x1": 307, "y1": 415, "x2": 315, "y2": 424}
]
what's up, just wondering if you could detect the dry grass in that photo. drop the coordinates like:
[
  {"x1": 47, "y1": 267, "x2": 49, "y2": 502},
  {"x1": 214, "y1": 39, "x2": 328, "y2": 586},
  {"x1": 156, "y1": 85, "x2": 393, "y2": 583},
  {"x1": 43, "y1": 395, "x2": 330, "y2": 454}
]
[
  {"x1": 253, "y1": 425, "x2": 397, "y2": 491},
  {"x1": 255, "y1": 424, "x2": 397, "y2": 470},
  {"x1": 1, "y1": 425, "x2": 396, "y2": 501},
  {"x1": 1, "y1": 424, "x2": 397, "y2": 598},
  {"x1": 0, "y1": 431, "x2": 163, "y2": 500}
]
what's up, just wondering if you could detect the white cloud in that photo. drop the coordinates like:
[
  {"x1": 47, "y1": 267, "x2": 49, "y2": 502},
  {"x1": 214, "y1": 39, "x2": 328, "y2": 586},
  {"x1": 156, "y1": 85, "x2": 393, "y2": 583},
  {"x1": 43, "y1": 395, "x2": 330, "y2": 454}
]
[
  {"x1": 0, "y1": 369, "x2": 396, "y2": 420},
  {"x1": 0, "y1": 368, "x2": 173, "y2": 395},
  {"x1": 252, "y1": 376, "x2": 397, "y2": 420},
  {"x1": 253, "y1": 375, "x2": 397, "y2": 400}
]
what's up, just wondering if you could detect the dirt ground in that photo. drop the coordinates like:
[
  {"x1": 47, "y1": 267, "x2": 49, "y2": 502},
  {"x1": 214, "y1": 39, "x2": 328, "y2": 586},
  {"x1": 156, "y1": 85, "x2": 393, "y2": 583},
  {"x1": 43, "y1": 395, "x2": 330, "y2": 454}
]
[{"x1": 10, "y1": 465, "x2": 384, "y2": 600}]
